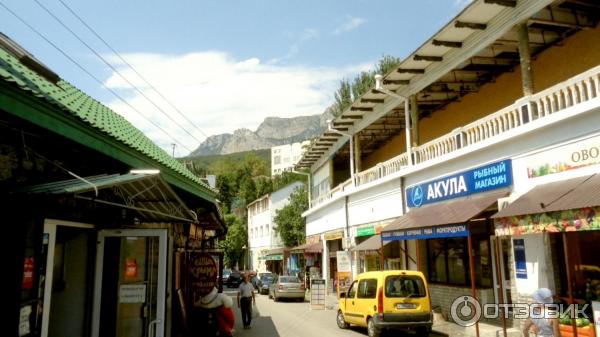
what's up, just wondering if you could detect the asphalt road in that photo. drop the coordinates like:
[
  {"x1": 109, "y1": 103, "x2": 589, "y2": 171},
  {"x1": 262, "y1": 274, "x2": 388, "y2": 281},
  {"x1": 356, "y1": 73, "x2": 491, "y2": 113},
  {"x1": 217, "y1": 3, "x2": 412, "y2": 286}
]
[{"x1": 223, "y1": 287, "x2": 446, "y2": 337}]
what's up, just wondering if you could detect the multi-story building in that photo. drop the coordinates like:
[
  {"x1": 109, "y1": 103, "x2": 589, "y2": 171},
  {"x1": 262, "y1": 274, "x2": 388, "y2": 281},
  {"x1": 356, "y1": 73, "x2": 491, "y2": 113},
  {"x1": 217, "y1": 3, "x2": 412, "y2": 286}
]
[
  {"x1": 296, "y1": 0, "x2": 600, "y2": 334},
  {"x1": 271, "y1": 140, "x2": 311, "y2": 176},
  {"x1": 247, "y1": 181, "x2": 305, "y2": 274}
]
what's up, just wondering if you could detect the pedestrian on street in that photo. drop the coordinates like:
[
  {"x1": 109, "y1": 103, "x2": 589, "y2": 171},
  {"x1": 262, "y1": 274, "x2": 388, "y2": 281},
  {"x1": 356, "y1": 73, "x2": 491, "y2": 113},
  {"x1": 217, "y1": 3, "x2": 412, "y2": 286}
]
[
  {"x1": 522, "y1": 288, "x2": 560, "y2": 337},
  {"x1": 237, "y1": 273, "x2": 256, "y2": 329}
]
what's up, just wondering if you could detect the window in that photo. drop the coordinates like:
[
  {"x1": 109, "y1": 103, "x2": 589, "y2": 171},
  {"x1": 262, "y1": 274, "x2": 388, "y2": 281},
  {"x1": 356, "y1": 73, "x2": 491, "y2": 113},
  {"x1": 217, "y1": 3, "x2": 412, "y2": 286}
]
[
  {"x1": 347, "y1": 281, "x2": 357, "y2": 298},
  {"x1": 426, "y1": 235, "x2": 492, "y2": 287},
  {"x1": 385, "y1": 275, "x2": 426, "y2": 298},
  {"x1": 357, "y1": 279, "x2": 378, "y2": 299},
  {"x1": 260, "y1": 227, "x2": 264, "y2": 237},
  {"x1": 274, "y1": 156, "x2": 281, "y2": 165},
  {"x1": 266, "y1": 225, "x2": 269, "y2": 235}
]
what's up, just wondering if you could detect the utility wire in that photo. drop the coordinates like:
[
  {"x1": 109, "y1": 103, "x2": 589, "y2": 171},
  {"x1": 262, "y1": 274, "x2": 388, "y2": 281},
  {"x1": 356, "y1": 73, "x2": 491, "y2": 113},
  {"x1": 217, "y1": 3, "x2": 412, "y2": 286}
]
[
  {"x1": 56, "y1": 0, "x2": 209, "y2": 139},
  {"x1": 0, "y1": 2, "x2": 193, "y2": 153},
  {"x1": 32, "y1": 0, "x2": 204, "y2": 145}
]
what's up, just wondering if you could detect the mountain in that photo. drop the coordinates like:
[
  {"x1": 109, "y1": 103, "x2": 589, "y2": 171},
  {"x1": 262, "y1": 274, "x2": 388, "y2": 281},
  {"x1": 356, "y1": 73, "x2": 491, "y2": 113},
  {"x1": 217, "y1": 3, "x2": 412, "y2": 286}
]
[{"x1": 189, "y1": 111, "x2": 333, "y2": 156}]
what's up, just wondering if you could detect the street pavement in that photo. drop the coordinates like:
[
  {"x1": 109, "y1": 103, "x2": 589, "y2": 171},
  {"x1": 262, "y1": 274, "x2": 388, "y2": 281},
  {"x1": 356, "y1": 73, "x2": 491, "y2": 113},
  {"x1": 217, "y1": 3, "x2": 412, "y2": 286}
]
[{"x1": 223, "y1": 287, "x2": 447, "y2": 337}]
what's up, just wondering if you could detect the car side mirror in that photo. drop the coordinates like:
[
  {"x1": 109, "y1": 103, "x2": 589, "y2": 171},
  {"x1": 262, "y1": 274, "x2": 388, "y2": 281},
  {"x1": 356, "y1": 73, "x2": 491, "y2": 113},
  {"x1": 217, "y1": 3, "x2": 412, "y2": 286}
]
[{"x1": 339, "y1": 292, "x2": 346, "y2": 298}]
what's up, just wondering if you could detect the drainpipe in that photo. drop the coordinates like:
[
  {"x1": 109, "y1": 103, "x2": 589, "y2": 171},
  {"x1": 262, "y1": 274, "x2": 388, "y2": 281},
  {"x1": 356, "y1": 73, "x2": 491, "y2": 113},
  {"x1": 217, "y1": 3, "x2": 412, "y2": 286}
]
[{"x1": 375, "y1": 75, "x2": 413, "y2": 166}]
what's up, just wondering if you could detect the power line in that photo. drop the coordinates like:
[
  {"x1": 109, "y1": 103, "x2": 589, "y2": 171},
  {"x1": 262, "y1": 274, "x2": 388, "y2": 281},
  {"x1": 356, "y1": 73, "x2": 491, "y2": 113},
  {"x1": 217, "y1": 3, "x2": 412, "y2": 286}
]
[
  {"x1": 0, "y1": 2, "x2": 193, "y2": 153},
  {"x1": 32, "y1": 0, "x2": 205, "y2": 145},
  {"x1": 56, "y1": 0, "x2": 209, "y2": 139}
]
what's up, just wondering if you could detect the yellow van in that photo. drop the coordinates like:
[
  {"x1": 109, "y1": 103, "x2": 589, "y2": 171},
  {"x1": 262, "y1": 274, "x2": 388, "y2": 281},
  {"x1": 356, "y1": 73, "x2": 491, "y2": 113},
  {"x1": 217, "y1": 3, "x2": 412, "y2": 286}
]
[{"x1": 336, "y1": 270, "x2": 432, "y2": 337}]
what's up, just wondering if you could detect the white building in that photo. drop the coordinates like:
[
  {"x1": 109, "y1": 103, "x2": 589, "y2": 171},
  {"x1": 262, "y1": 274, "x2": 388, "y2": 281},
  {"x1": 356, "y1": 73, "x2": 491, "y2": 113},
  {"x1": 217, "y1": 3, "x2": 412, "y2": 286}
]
[
  {"x1": 296, "y1": 1, "x2": 600, "y2": 334},
  {"x1": 247, "y1": 181, "x2": 305, "y2": 273},
  {"x1": 271, "y1": 141, "x2": 311, "y2": 176}
]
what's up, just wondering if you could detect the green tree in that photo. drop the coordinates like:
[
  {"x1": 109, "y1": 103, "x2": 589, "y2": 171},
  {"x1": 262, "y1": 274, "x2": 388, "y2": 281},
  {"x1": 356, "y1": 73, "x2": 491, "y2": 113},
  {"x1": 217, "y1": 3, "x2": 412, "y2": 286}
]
[
  {"x1": 331, "y1": 79, "x2": 353, "y2": 117},
  {"x1": 274, "y1": 185, "x2": 309, "y2": 247},
  {"x1": 219, "y1": 214, "x2": 247, "y2": 268}
]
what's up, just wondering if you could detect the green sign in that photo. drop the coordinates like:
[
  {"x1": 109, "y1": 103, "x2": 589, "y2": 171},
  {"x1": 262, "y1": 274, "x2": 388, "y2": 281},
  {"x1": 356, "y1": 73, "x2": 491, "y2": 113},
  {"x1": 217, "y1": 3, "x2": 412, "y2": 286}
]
[
  {"x1": 259, "y1": 254, "x2": 283, "y2": 261},
  {"x1": 356, "y1": 226, "x2": 376, "y2": 237}
]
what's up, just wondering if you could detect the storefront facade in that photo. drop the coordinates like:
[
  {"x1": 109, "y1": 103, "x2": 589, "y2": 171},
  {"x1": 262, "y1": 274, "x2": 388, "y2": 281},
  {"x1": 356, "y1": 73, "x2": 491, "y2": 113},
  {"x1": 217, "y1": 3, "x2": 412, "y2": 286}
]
[
  {"x1": 1, "y1": 36, "x2": 224, "y2": 337},
  {"x1": 494, "y1": 133, "x2": 600, "y2": 336}
]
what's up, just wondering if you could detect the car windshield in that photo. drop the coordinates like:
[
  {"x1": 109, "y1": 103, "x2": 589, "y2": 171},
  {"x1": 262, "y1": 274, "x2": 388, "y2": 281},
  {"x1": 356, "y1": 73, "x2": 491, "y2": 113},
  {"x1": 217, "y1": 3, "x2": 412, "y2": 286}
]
[
  {"x1": 260, "y1": 273, "x2": 274, "y2": 280},
  {"x1": 263, "y1": 276, "x2": 274, "y2": 282},
  {"x1": 279, "y1": 276, "x2": 300, "y2": 283},
  {"x1": 385, "y1": 275, "x2": 426, "y2": 298}
]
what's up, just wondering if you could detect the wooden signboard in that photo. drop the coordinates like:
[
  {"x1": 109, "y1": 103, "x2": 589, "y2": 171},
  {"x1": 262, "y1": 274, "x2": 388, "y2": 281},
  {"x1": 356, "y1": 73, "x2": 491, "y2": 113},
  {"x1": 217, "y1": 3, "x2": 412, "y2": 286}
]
[{"x1": 189, "y1": 253, "x2": 218, "y2": 303}]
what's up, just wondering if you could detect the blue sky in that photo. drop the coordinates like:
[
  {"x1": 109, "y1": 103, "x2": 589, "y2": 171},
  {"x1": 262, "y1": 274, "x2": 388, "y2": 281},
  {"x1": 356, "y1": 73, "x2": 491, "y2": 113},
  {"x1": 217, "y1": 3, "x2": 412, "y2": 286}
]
[{"x1": 1, "y1": 0, "x2": 471, "y2": 155}]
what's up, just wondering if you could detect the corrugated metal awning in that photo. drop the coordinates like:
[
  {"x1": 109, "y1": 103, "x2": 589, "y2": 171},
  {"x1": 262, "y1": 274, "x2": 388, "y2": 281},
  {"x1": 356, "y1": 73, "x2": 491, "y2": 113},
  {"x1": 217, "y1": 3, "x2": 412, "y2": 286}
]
[
  {"x1": 383, "y1": 190, "x2": 507, "y2": 233},
  {"x1": 493, "y1": 174, "x2": 599, "y2": 218},
  {"x1": 14, "y1": 172, "x2": 199, "y2": 223}
]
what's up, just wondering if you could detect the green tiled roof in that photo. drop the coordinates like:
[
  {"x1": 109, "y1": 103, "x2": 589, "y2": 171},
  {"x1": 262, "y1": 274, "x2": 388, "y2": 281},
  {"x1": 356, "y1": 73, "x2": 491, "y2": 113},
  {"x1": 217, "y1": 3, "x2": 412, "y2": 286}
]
[{"x1": 0, "y1": 46, "x2": 215, "y2": 201}]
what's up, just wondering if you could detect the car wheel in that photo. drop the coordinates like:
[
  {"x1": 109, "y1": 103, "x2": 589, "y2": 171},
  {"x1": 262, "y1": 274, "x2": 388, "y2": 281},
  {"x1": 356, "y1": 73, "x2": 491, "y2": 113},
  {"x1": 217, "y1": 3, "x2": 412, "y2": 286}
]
[
  {"x1": 336, "y1": 310, "x2": 349, "y2": 329},
  {"x1": 367, "y1": 318, "x2": 380, "y2": 337}
]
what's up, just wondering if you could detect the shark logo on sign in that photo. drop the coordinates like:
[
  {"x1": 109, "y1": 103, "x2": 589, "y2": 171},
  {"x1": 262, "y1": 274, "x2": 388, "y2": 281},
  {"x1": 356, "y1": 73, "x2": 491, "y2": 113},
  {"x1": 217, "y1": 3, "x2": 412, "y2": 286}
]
[{"x1": 411, "y1": 185, "x2": 424, "y2": 207}]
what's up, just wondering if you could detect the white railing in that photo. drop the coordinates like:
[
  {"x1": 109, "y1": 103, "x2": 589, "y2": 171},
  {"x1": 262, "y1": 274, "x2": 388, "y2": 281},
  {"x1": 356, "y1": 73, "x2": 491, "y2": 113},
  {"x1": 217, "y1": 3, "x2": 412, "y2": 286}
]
[
  {"x1": 310, "y1": 66, "x2": 600, "y2": 208},
  {"x1": 355, "y1": 153, "x2": 410, "y2": 186}
]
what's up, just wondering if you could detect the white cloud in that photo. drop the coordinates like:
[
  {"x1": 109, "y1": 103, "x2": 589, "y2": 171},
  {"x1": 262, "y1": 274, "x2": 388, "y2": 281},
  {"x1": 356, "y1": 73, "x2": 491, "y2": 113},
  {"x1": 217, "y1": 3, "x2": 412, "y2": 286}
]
[
  {"x1": 270, "y1": 28, "x2": 319, "y2": 64},
  {"x1": 333, "y1": 16, "x2": 366, "y2": 35},
  {"x1": 103, "y1": 52, "x2": 370, "y2": 156}
]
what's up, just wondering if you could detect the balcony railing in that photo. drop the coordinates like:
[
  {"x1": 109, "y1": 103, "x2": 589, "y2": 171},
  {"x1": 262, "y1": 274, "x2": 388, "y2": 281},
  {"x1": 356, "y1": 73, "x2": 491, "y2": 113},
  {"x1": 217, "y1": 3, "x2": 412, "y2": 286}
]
[{"x1": 310, "y1": 66, "x2": 600, "y2": 208}]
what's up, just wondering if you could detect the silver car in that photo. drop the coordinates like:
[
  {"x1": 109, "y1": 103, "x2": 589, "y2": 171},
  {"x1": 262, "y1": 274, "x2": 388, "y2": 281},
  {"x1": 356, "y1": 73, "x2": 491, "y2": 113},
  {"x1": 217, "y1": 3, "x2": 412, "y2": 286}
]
[{"x1": 269, "y1": 275, "x2": 305, "y2": 302}]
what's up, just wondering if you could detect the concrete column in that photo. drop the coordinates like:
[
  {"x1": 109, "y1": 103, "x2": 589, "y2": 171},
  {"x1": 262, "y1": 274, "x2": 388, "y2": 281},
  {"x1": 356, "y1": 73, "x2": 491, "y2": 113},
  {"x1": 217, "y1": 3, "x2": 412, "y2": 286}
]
[
  {"x1": 321, "y1": 234, "x2": 329, "y2": 290},
  {"x1": 517, "y1": 22, "x2": 534, "y2": 96},
  {"x1": 328, "y1": 159, "x2": 335, "y2": 189},
  {"x1": 353, "y1": 134, "x2": 362, "y2": 173},
  {"x1": 410, "y1": 95, "x2": 419, "y2": 147}
]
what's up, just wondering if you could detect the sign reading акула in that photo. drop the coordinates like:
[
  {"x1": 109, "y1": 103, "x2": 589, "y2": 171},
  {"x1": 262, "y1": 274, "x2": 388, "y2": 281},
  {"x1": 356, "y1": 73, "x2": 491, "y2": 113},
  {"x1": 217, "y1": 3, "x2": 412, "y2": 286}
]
[{"x1": 406, "y1": 159, "x2": 512, "y2": 208}]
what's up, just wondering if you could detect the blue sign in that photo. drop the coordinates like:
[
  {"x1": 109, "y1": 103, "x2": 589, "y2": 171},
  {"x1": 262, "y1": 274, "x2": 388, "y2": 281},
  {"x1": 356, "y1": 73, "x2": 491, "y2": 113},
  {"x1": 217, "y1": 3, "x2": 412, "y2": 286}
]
[
  {"x1": 513, "y1": 239, "x2": 528, "y2": 279},
  {"x1": 381, "y1": 224, "x2": 469, "y2": 242},
  {"x1": 406, "y1": 159, "x2": 512, "y2": 208}
]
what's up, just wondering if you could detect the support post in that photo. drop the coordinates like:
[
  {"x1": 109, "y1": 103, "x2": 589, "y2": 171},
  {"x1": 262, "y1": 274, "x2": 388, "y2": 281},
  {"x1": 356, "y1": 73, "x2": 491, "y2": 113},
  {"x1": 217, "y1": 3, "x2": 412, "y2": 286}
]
[
  {"x1": 404, "y1": 99, "x2": 413, "y2": 165},
  {"x1": 353, "y1": 134, "x2": 362, "y2": 173},
  {"x1": 410, "y1": 95, "x2": 419, "y2": 148},
  {"x1": 494, "y1": 238, "x2": 508, "y2": 337},
  {"x1": 349, "y1": 135, "x2": 355, "y2": 185},
  {"x1": 468, "y1": 233, "x2": 480, "y2": 337},
  {"x1": 328, "y1": 159, "x2": 335, "y2": 190},
  {"x1": 517, "y1": 23, "x2": 534, "y2": 96},
  {"x1": 563, "y1": 233, "x2": 578, "y2": 337}
]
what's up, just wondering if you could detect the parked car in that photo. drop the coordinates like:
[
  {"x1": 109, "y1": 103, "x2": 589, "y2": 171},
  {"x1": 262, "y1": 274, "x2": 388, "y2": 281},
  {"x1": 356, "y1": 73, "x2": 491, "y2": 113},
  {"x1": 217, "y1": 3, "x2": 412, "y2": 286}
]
[
  {"x1": 258, "y1": 272, "x2": 275, "y2": 287},
  {"x1": 269, "y1": 275, "x2": 305, "y2": 301},
  {"x1": 222, "y1": 268, "x2": 232, "y2": 284},
  {"x1": 336, "y1": 270, "x2": 432, "y2": 337},
  {"x1": 226, "y1": 271, "x2": 243, "y2": 288},
  {"x1": 259, "y1": 275, "x2": 275, "y2": 295}
]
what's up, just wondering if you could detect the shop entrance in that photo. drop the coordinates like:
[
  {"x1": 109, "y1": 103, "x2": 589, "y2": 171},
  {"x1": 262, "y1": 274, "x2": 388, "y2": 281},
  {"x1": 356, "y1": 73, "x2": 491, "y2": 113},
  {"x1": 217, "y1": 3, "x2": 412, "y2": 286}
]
[
  {"x1": 491, "y1": 236, "x2": 513, "y2": 305},
  {"x1": 91, "y1": 229, "x2": 168, "y2": 337},
  {"x1": 41, "y1": 219, "x2": 94, "y2": 337}
]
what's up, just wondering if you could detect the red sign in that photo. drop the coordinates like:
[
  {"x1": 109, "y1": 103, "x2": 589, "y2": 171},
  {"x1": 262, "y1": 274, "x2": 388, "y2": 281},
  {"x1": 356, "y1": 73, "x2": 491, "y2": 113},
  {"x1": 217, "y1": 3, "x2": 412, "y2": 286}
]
[
  {"x1": 125, "y1": 258, "x2": 138, "y2": 280},
  {"x1": 22, "y1": 257, "x2": 34, "y2": 289}
]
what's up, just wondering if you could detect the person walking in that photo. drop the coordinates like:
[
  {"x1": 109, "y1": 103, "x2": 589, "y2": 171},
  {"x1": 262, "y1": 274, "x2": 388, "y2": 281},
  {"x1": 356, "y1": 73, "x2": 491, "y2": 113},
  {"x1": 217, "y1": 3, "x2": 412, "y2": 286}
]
[
  {"x1": 237, "y1": 273, "x2": 256, "y2": 329},
  {"x1": 522, "y1": 288, "x2": 560, "y2": 337}
]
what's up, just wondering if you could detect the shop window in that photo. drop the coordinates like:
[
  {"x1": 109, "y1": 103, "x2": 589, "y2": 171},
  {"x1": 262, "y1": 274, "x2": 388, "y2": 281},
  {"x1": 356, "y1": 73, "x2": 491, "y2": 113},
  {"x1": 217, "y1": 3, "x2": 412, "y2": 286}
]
[
  {"x1": 357, "y1": 279, "x2": 378, "y2": 299},
  {"x1": 426, "y1": 235, "x2": 493, "y2": 288},
  {"x1": 554, "y1": 232, "x2": 600, "y2": 302}
]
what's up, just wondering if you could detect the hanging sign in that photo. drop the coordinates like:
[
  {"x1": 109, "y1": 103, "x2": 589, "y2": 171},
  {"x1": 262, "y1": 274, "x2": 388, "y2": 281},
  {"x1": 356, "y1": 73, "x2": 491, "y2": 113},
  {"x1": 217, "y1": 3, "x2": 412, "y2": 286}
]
[
  {"x1": 22, "y1": 257, "x2": 34, "y2": 290},
  {"x1": 382, "y1": 223, "x2": 469, "y2": 242},
  {"x1": 406, "y1": 159, "x2": 512, "y2": 208},
  {"x1": 119, "y1": 284, "x2": 147, "y2": 303},
  {"x1": 324, "y1": 230, "x2": 344, "y2": 241},
  {"x1": 513, "y1": 239, "x2": 528, "y2": 279},
  {"x1": 189, "y1": 253, "x2": 218, "y2": 299}
]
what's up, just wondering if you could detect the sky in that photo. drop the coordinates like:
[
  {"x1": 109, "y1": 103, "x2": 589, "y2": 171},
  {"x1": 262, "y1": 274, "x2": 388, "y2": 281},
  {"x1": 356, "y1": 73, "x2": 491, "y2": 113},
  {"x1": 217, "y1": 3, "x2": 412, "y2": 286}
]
[{"x1": 1, "y1": 0, "x2": 472, "y2": 156}]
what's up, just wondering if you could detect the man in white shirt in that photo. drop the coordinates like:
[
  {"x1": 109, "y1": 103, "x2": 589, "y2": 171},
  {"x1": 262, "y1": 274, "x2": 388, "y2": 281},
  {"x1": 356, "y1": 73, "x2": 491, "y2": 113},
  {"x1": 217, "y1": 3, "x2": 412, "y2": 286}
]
[{"x1": 237, "y1": 273, "x2": 256, "y2": 329}]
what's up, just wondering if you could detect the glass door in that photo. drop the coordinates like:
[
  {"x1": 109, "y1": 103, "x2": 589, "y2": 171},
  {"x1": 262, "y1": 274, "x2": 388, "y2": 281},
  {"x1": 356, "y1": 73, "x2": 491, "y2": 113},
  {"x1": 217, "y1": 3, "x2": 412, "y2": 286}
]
[{"x1": 91, "y1": 229, "x2": 167, "y2": 337}]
